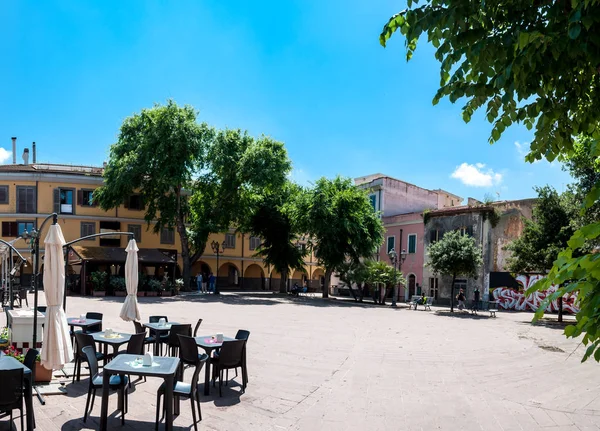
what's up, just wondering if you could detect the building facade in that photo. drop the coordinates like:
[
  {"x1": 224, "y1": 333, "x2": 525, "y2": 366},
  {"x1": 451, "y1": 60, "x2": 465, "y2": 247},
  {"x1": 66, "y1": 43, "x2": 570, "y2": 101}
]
[
  {"x1": 0, "y1": 159, "x2": 322, "y2": 294},
  {"x1": 422, "y1": 199, "x2": 536, "y2": 305}
]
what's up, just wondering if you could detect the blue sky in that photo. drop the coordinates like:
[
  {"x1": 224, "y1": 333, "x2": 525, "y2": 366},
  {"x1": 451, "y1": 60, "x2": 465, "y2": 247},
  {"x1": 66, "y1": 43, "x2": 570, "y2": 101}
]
[{"x1": 0, "y1": 0, "x2": 572, "y2": 201}]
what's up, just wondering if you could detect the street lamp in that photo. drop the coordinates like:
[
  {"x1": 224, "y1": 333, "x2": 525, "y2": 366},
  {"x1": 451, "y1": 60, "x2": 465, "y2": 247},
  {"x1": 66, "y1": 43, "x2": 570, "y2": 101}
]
[
  {"x1": 211, "y1": 240, "x2": 226, "y2": 295},
  {"x1": 388, "y1": 248, "x2": 408, "y2": 307}
]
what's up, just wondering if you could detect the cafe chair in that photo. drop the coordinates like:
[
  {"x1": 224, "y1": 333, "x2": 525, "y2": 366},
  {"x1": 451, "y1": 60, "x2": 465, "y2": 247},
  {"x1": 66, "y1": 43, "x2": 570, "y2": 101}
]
[
  {"x1": 166, "y1": 324, "x2": 192, "y2": 357},
  {"x1": 231, "y1": 329, "x2": 250, "y2": 385},
  {"x1": 0, "y1": 368, "x2": 24, "y2": 431},
  {"x1": 133, "y1": 321, "x2": 156, "y2": 353},
  {"x1": 81, "y1": 346, "x2": 128, "y2": 423},
  {"x1": 155, "y1": 335, "x2": 207, "y2": 431},
  {"x1": 193, "y1": 318, "x2": 203, "y2": 337},
  {"x1": 113, "y1": 333, "x2": 146, "y2": 387},
  {"x1": 211, "y1": 339, "x2": 246, "y2": 396},
  {"x1": 73, "y1": 332, "x2": 109, "y2": 383}
]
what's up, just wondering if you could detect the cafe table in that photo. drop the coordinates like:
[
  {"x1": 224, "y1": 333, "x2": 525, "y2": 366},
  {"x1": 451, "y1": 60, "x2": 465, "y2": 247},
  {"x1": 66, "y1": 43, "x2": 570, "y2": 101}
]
[
  {"x1": 0, "y1": 354, "x2": 34, "y2": 431},
  {"x1": 91, "y1": 331, "x2": 132, "y2": 357},
  {"x1": 195, "y1": 335, "x2": 235, "y2": 395},
  {"x1": 99, "y1": 354, "x2": 180, "y2": 431},
  {"x1": 143, "y1": 322, "x2": 180, "y2": 355}
]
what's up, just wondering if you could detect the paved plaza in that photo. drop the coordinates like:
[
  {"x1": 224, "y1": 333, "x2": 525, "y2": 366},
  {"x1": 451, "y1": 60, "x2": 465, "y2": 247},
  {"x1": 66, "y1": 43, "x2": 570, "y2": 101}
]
[{"x1": 5, "y1": 293, "x2": 600, "y2": 431}]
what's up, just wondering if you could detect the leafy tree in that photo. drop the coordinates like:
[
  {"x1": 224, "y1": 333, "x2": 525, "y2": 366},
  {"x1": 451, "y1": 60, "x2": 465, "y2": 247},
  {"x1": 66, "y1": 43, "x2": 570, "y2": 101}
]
[
  {"x1": 379, "y1": 0, "x2": 600, "y2": 361},
  {"x1": 295, "y1": 176, "x2": 385, "y2": 298},
  {"x1": 188, "y1": 128, "x2": 291, "y2": 281},
  {"x1": 506, "y1": 186, "x2": 575, "y2": 273},
  {"x1": 243, "y1": 181, "x2": 307, "y2": 293},
  {"x1": 427, "y1": 230, "x2": 483, "y2": 312},
  {"x1": 364, "y1": 260, "x2": 405, "y2": 305},
  {"x1": 95, "y1": 100, "x2": 214, "y2": 288},
  {"x1": 337, "y1": 260, "x2": 370, "y2": 301}
]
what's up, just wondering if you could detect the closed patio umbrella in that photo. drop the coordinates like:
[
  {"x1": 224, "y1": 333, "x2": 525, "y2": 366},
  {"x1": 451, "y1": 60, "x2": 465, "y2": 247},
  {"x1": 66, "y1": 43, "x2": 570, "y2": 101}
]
[
  {"x1": 120, "y1": 239, "x2": 140, "y2": 322},
  {"x1": 41, "y1": 224, "x2": 73, "y2": 370}
]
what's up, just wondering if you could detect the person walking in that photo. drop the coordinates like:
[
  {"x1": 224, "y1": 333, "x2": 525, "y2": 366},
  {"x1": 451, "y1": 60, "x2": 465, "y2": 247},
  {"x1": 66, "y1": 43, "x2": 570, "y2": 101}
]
[
  {"x1": 202, "y1": 274, "x2": 208, "y2": 293},
  {"x1": 457, "y1": 288, "x2": 466, "y2": 311},
  {"x1": 196, "y1": 271, "x2": 202, "y2": 293}
]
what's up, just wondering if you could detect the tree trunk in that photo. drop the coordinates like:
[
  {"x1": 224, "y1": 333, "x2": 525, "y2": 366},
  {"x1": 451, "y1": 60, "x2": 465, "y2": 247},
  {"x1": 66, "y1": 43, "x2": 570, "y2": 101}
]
[
  {"x1": 558, "y1": 296, "x2": 563, "y2": 322},
  {"x1": 450, "y1": 274, "x2": 456, "y2": 313},
  {"x1": 349, "y1": 283, "x2": 358, "y2": 301},
  {"x1": 175, "y1": 188, "x2": 192, "y2": 290},
  {"x1": 279, "y1": 269, "x2": 288, "y2": 294},
  {"x1": 358, "y1": 283, "x2": 364, "y2": 302},
  {"x1": 323, "y1": 268, "x2": 333, "y2": 298}
]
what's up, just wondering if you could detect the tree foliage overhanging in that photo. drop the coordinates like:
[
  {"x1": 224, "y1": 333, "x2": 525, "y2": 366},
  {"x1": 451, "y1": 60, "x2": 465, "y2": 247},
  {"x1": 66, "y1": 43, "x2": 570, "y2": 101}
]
[{"x1": 381, "y1": 1, "x2": 600, "y2": 360}]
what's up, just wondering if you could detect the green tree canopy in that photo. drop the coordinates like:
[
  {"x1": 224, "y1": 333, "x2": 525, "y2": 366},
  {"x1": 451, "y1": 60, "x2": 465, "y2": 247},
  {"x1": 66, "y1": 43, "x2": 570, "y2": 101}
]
[
  {"x1": 380, "y1": 0, "x2": 600, "y2": 361},
  {"x1": 295, "y1": 176, "x2": 385, "y2": 298},
  {"x1": 94, "y1": 100, "x2": 214, "y2": 286},
  {"x1": 427, "y1": 230, "x2": 483, "y2": 312},
  {"x1": 506, "y1": 186, "x2": 575, "y2": 273},
  {"x1": 241, "y1": 181, "x2": 307, "y2": 293}
]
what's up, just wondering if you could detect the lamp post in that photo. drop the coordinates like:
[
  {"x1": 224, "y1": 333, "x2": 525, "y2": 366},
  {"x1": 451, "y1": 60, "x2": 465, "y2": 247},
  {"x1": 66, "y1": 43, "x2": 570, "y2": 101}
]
[
  {"x1": 211, "y1": 240, "x2": 226, "y2": 295},
  {"x1": 388, "y1": 248, "x2": 407, "y2": 307}
]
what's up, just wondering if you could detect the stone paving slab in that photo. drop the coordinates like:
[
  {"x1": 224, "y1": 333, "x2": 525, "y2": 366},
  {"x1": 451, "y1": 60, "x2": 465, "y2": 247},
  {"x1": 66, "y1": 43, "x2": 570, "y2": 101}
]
[{"x1": 1, "y1": 293, "x2": 600, "y2": 430}]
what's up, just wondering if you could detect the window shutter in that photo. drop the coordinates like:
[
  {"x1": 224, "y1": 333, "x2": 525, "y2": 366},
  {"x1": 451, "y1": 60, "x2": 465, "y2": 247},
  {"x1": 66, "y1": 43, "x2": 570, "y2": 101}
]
[
  {"x1": 53, "y1": 188, "x2": 60, "y2": 214},
  {"x1": 123, "y1": 196, "x2": 129, "y2": 208},
  {"x1": 17, "y1": 188, "x2": 25, "y2": 213},
  {"x1": 91, "y1": 190, "x2": 97, "y2": 207},
  {"x1": 29, "y1": 187, "x2": 36, "y2": 213},
  {"x1": 77, "y1": 190, "x2": 83, "y2": 206},
  {"x1": 2, "y1": 221, "x2": 17, "y2": 237}
]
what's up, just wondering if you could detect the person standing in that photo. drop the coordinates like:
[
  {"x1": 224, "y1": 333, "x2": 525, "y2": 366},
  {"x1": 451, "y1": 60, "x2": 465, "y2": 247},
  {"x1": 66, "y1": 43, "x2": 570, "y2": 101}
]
[
  {"x1": 472, "y1": 288, "x2": 481, "y2": 313},
  {"x1": 202, "y1": 274, "x2": 208, "y2": 293},
  {"x1": 209, "y1": 272, "x2": 216, "y2": 293},
  {"x1": 196, "y1": 271, "x2": 203, "y2": 293}
]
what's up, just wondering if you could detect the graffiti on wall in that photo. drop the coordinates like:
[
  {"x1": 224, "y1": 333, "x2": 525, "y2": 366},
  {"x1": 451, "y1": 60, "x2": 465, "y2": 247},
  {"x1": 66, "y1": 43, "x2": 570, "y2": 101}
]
[{"x1": 491, "y1": 274, "x2": 579, "y2": 313}]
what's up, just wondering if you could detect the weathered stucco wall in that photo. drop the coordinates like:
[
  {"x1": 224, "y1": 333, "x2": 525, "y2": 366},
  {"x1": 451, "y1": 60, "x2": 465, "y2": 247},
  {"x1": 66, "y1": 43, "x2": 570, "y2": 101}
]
[{"x1": 381, "y1": 177, "x2": 439, "y2": 216}]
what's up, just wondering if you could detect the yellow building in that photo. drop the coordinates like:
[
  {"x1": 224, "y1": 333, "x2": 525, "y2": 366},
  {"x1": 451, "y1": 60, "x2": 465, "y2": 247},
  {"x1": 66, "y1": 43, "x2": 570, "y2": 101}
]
[{"x1": 0, "y1": 162, "x2": 323, "y2": 294}]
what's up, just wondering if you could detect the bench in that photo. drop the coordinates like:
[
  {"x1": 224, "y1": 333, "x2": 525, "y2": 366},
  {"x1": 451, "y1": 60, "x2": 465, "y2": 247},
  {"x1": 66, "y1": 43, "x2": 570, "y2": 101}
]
[
  {"x1": 409, "y1": 295, "x2": 422, "y2": 310},
  {"x1": 419, "y1": 296, "x2": 433, "y2": 311},
  {"x1": 477, "y1": 301, "x2": 498, "y2": 317}
]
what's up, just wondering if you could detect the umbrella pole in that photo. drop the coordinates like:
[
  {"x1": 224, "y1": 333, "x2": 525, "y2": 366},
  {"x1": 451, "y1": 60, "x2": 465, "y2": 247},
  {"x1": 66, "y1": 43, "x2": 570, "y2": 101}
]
[
  {"x1": 8, "y1": 248, "x2": 12, "y2": 310},
  {"x1": 63, "y1": 245, "x2": 69, "y2": 312}
]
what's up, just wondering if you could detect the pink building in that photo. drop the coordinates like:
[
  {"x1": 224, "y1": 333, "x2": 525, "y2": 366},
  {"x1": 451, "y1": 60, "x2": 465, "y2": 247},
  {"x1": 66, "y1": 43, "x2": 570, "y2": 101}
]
[
  {"x1": 380, "y1": 212, "x2": 425, "y2": 301},
  {"x1": 353, "y1": 173, "x2": 463, "y2": 302}
]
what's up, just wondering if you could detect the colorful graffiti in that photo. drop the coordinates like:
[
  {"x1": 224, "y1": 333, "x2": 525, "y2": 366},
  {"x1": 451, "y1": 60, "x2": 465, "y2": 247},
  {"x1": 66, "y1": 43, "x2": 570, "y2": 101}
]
[{"x1": 491, "y1": 274, "x2": 579, "y2": 313}]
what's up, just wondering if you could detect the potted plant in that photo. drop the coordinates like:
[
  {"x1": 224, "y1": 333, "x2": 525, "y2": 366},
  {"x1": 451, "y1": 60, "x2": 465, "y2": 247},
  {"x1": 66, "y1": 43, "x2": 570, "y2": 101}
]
[
  {"x1": 174, "y1": 278, "x2": 183, "y2": 296},
  {"x1": 3, "y1": 345, "x2": 52, "y2": 382},
  {"x1": 110, "y1": 276, "x2": 127, "y2": 297},
  {"x1": 147, "y1": 279, "x2": 161, "y2": 297},
  {"x1": 91, "y1": 271, "x2": 107, "y2": 297},
  {"x1": 159, "y1": 276, "x2": 173, "y2": 297},
  {"x1": 0, "y1": 327, "x2": 9, "y2": 348},
  {"x1": 137, "y1": 273, "x2": 147, "y2": 297}
]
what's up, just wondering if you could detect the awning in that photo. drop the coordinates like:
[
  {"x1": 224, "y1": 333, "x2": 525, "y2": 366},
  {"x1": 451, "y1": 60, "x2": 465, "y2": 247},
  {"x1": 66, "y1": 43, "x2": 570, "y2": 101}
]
[{"x1": 68, "y1": 246, "x2": 176, "y2": 265}]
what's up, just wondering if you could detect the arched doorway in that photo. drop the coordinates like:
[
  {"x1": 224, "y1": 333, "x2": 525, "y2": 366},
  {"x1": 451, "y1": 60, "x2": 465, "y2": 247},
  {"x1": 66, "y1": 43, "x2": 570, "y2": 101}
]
[
  {"x1": 311, "y1": 267, "x2": 325, "y2": 291},
  {"x1": 244, "y1": 264, "x2": 265, "y2": 290},
  {"x1": 218, "y1": 262, "x2": 239, "y2": 289},
  {"x1": 408, "y1": 274, "x2": 416, "y2": 298},
  {"x1": 291, "y1": 269, "x2": 307, "y2": 290},
  {"x1": 269, "y1": 269, "x2": 281, "y2": 292}
]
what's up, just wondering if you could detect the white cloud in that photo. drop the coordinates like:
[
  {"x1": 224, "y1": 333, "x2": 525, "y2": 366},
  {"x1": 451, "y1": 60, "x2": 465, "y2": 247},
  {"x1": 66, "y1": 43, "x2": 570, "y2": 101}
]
[
  {"x1": 451, "y1": 163, "x2": 503, "y2": 187},
  {"x1": 0, "y1": 148, "x2": 12, "y2": 164},
  {"x1": 515, "y1": 141, "x2": 528, "y2": 158}
]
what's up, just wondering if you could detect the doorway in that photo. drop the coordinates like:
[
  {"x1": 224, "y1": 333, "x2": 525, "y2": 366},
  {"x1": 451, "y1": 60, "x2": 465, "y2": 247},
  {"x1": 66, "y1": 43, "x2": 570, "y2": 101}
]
[{"x1": 408, "y1": 274, "x2": 416, "y2": 297}]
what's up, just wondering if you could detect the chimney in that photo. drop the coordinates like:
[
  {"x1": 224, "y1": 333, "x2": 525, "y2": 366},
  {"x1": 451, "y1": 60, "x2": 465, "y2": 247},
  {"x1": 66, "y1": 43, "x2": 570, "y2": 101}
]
[
  {"x1": 32, "y1": 142, "x2": 36, "y2": 163},
  {"x1": 22, "y1": 148, "x2": 29, "y2": 165},
  {"x1": 11, "y1": 137, "x2": 16, "y2": 164}
]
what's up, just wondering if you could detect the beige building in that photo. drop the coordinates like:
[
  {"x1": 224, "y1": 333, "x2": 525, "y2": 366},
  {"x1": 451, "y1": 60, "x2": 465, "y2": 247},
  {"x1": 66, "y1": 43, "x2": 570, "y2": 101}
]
[{"x1": 0, "y1": 159, "x2": 323, "y2": 294}]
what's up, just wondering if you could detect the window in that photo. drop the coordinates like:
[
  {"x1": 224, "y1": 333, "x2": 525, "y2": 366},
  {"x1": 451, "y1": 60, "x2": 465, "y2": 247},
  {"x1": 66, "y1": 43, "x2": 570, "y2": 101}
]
[
  {"x1": 160, "y1": 227, "x2": 175, "y2": 245},
  {"x1": 387, "y1": 236, "x2": 395, "y2": 254},
  {"x1": 369, "y1": 194, "x2": 377, "y2": 211},
  {"x1": 16, "y1": 186, "x2": 36, "y2": 214},
  {"x1": 429, "y1": 277, "x2": 439, "y2": 300},
  {"x1": 224, "y1": 233, "x2": 236, "y2": 249},
  {"x1": 249, "y1": 236, "x2": 261, "y2": 251},
  {"x1": 99, "y1": 221, "x2": 121, "y2": 247},
  {"x1": 17, "y1": 221, "x2": 34, "y2": 237},
  {"x1": 80, "y1": 222, "x2": 96, "y2": 239},
  {"x1": 128, "y1": 224, "x2": 142, "y2": 243},
  {"x1": 78, "y1": 189, "x2": 95, "y2": 207},
  {"x1": 429, "y1": 229, "x2": 444, "y2": 243},
  {"x1": 408, "y1": 234, "x2": 417, "y2": 254},
  {"x1": 59, "y1": 189, "x2": 74, "y2": 214},
  {"x1": 0, "y1": 186, "x2": 8, "y2": 204},
  {"x1": 126, "y1": 195, "x2": 144, "y2": 211},
  {"x1": 1, "y1": 222, "x2": 17, "y2": 237}
]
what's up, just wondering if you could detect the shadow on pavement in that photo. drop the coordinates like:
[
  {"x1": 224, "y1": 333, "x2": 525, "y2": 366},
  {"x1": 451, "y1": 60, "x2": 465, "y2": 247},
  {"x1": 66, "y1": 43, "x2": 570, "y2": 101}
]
[{"x1": 434, "y1": 310, "x2": 491, "y2": 320}]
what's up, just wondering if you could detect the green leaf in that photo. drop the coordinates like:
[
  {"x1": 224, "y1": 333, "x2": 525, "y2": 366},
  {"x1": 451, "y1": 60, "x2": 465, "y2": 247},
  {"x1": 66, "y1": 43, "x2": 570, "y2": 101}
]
[
  {"x1": 565, "y1": 325, "x2": 577, "y2": 337},
  {"x1": 569, "y1": 24, "x2": 582, "y2": 39},
  {"x1": 518, "y1": 32, "x2": 529, "y2": 50}
]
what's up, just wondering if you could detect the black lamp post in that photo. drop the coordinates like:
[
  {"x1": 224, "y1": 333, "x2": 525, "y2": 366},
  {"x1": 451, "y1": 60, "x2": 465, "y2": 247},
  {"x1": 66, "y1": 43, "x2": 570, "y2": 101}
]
[
  {"x1": 388, "y1": 248, "x2": 407, "y2": 307},
  {"x1": 211, "y1": 240, "x2": 226, "y2": 295}
]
